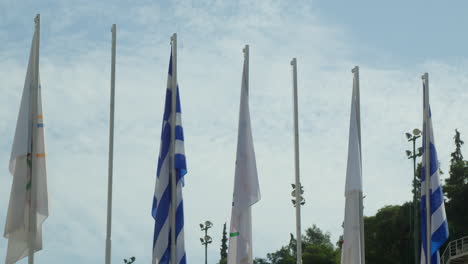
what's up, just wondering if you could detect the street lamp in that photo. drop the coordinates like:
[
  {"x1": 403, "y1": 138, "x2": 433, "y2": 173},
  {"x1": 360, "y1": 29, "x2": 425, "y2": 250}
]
[
  {"x1": 200, "y1": 221, "x2": 213, "y2": 264},
  {"x1": 405, "y1": 128, "x2": 422, "y2": 264}
]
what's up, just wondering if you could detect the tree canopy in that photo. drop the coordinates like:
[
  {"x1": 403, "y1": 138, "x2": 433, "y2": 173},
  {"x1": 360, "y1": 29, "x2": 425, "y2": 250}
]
[
  {"x1": 444, "y1": 129, "x2": 468, "y2": 241},
  {"x1": 253, "y1": 225, "x2": 340, "y2": 264}
]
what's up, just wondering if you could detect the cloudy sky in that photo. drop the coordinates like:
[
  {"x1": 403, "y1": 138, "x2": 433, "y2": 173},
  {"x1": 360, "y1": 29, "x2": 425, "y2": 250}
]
[{"x1": 1, "y1": 0, "x2": 468, "y2": 263}]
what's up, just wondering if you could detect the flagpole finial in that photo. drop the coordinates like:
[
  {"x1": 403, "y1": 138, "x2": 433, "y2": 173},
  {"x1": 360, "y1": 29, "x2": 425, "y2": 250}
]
[
  {"x1": 171, "y1": 33, "x2": 177, "y2": 42},
  {"x1": 111, "y1": 24, "x2": 116, "y2": 33},
  {"x1": 291, "y1": 58, "x2": 297, "y2": 66},
  {"x1": 421, "y1": 72, "x2": 429, "y2": 80},
  {"x1": 352, "y1": 66, "x2": 359, "y2": 73},
  {"x1": 34, "y1": 14, "x2": 40, "y2": 24},
  {"x1": 243, "y1": 45, "x2": 249, "y2": 62}
]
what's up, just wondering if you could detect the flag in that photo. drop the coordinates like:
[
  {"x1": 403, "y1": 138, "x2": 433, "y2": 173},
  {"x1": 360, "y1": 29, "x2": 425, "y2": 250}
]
[
  {"x1": 152, "y1": 50, "x2": 187, "y2": 264},
  {"x1": 341, "y1": 67, "x2": 364, "y2": 264},
  {"x1": 4, "y1": 16, "x2": 49, "y2": 264},
  {"x1": 227, "y1": 46, "x2": 261, "y2": 264},
  {"x1": 420, "y1": 77, "x2": 449, "y2": 264}
]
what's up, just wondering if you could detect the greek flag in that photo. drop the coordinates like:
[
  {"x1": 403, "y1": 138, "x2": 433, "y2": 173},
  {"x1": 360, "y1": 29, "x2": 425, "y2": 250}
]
[
  {"x1": 152, "y1": 51, "x2": 187, "y2": 264},
  {"x1": 420, "y1": 79, "x2": 448, "y2": 264}
]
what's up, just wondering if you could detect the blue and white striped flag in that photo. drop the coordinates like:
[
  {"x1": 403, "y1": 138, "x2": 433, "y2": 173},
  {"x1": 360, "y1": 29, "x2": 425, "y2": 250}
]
[
  {"x1": 152, "y1": 51, "x2": 187, "y2": 264},
  {"x1": 420, "y1": 77, "x2": 449, "y2": 264}
]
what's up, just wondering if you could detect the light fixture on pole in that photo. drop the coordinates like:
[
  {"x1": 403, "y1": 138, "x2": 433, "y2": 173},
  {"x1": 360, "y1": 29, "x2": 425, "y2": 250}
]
[
  {"x1": 291, "y1": 184, "x2": 305, "y2": 207},
  {"x1": 200, "y1": 221, "x2": 213, "y2": 264}
]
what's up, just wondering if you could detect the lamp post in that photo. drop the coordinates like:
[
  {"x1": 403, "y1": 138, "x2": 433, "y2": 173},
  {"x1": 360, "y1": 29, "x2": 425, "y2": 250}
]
[
  {"x1": 405, "y1": 128, "x2": 422, "y2": 264},
  {"x1": 200, "y1": 221, "x2": 213, "y2": 264}
]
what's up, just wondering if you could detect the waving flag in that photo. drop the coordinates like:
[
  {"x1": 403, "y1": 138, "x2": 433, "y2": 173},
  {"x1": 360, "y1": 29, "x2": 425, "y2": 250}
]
[
  {"x1": 152, "y1": 46, "x2": 187, "y2": 264},
  {"x1": 227, "y1": 45, "x2": 261, "y2": 264},
  {"x1": 4, "y1": 15, "x2": 49, "y2": 264},
  {"x1": 420, "y1": 74, "x2": 449, "y2": 264}
]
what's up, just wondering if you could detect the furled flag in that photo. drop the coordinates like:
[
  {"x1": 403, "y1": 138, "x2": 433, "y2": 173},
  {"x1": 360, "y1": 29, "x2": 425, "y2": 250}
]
[
  {"x1": 152, "y1": 47, "x2": 187, "y2": 264},
  {"x1": 341, "y1": 66, "x2": 365, "y2": 264},
  {"x1": 420, "y1": 74, "x2": 448, "y2": 264},
  {"x1": 4, "y1": 15, "x2": 49, "y2": 264},
  {"x1": 227, "y1": 45, "x2": 261, "y2": 264}
]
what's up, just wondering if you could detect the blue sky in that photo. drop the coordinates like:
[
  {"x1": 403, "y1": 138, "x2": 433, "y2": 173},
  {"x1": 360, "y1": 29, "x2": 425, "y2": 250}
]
[
  {"x1": 315, "y1": 1, "x2": 468, "y2": 65},
  {"x1": 1, "y1": 1, "x2": 468, "y2": 263}
]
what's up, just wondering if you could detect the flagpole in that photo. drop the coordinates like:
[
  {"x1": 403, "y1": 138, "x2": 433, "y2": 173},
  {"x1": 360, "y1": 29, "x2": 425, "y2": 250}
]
[
  {"x1": 28, "y1": 14, "x2": 40, "y2": 264},
  {"x1": 290, "y1": 58, "x2": 302, "y2": 264},
  {"x1": 170, "y1": 33, "x2": 178, "y2": 264},
  {"x1": 243, "y1": 45, "x2": 249, "y2": 90},
  {"x1": 105, "y1": 24, "x2": 116, "y2": 264},
  {"x1": 422, "y1": 72, "x2": 431, "y2": 264},
  {"x1": 352, "y1": 66, "x2": 365, "y2": 264}
]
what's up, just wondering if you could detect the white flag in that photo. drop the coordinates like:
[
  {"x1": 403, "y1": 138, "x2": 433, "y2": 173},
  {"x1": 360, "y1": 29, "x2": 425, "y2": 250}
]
[
  {"x1": 4, "y1": 18, "x2": 49, "y2": 264},
  {"x1": 227, "y1": 46, "x2": 261, "y2": 264},
  {"x1": 341, "y1": 67, "x2": 364, "y2": 264}
]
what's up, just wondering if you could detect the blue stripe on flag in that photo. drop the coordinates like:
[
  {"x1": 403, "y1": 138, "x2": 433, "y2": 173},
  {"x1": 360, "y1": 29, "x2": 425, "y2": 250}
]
[
  {"x1": 161, "y1": 240, "x2": 171, "y2": 264},
  {"x1": 175, "y1": 125, "x2": 184, "y2": 141},
  {"x1": 429, "y1": 143, "x2": 438, "y2": 175},
  {"x1": 152, "y1": 187, "x2": 171, "y2": 240},
  {"x1": 175, "y1": 201, "x2": 184, "y2": 236},
  {"x1": 180, "y1": 254, "x2": 187, "y2": 264},
  {"x1": 431, "y1": 187, "x2": 443, "y2": 214},
  {"x1": 163, "y1": 88, "x2": 182, "y2": 121},
  {"x1": 421, "y1": 193, "x2": 428, "y2": 258},
  {"x1": 432, "y1": 222, "x2": 449, "y2": 254}
]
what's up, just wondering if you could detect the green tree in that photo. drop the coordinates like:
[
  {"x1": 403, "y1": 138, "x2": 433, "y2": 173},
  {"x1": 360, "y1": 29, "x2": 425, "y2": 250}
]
[
  {"x1": 450, "y1": 129, "x2": 464, "y2": 163},
  {"x1": 444, "y1": 129, "x2": 468, "y2": 240},
  {"x1": 303, "y1": 225, "x2": 333, "y2": 246},
  {"x1": 364, "y1": 204, "x2": 413, "y2": 264},
  {"x1": 263, "y1": 225, "x2": 339, "y2": 264},
  {"x1": 254, "y1": 258, "x2": 270, "y2": 264},
  {"x1": 301, "y1": 226, "x2": 338, "y2": 264},
  {"x1": 264, "y1": 234, "x2": 295, "y2": 264},
  {"x1": 266, "y1": 245, "x2": 295, "y2": 264},
  {"x1": 219, "y1": 223, "x2": 228, "y2": 264}
]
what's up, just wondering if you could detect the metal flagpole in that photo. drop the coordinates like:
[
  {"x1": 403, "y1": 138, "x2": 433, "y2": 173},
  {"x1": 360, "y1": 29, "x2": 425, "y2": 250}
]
[
  {"x1": 28, "y1": 13, "x2": 41, "y2": 264},
  {"x1": 170, "y1": 33, "x2": 178, "y2": 264},
  {"x1": 352, "y1": 66, "x2": 365, "y2": 264},
  {"x1": 291, "y1": 58, "x2": 302, "y2": 264},
  {"x1": 422, "y1": 73, "x2": 431, "y2": 264},
  {"x1": 243, "y1": 45, "x2": 249, "y2": 91},
  {"x1": 105, "y1": 24, "x2": 117, "y2": 264}
]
